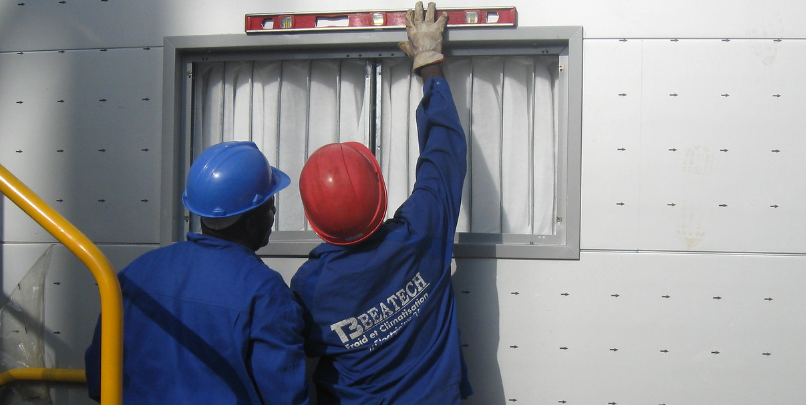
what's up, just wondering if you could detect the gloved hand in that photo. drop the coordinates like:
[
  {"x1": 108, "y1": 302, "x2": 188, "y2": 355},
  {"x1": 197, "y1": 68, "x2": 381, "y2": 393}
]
[{"x1": 398, "y1": 1, "x2": 448, "y2": 73}]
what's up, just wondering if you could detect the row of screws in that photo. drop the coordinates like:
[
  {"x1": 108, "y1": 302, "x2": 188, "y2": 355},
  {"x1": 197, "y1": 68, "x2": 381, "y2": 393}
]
[
  {"x1": 18, "y1": 1, "x2": 110, "y2": 4},
  {"x1": 618, "y1": 38, "x2": 785, "y2": 43},
  {"x1": 13, "y1": 98, "x2": 151, "y2": 104},
  {"x1": 13, "y1": 148, "x2": 150, "y2": 153},
  {"x1": 614, "y1": 202, "x2": 785, "y2": 209},
  {"x1": 618, "y1": 92, "x2": 786, "y2": 97},
  {"x1": 11, "y1": 47, "x2": 151, "y2": 55},
  {"x1": 616, "y1": 148, "x2": 783, "y2": 153},
  {"x1": 464, "y1": 291, "x2": 777, "y2": 301}
]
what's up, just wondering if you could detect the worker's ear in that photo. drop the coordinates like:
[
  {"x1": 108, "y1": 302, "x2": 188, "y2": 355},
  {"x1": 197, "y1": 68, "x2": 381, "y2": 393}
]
[{"x1": 244, "y1": 211, "x2": 261, "y2": 235}]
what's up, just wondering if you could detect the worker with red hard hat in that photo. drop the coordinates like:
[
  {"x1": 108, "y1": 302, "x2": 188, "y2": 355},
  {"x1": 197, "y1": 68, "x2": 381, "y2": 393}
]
[
  {"x1": 292, "y1": 2, "x2": 472, "y2": 404},
  {"x1": 299, "y1": 141, "x2": 387, "y2": 245},
  {"x1": 86, "y1": 141, "x2": 309, "y2": 405}
]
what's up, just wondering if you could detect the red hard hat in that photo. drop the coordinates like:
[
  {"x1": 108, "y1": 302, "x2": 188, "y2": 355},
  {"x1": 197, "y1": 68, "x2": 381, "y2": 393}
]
[{"x1": 300, "y1": 142, "x2": 387, "y2": 245}]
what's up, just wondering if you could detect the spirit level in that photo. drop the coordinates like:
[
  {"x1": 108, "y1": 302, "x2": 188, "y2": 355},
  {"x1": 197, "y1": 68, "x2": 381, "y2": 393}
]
[{"x1": 245, "y1": 7, "x2": 517, "y2": 34}]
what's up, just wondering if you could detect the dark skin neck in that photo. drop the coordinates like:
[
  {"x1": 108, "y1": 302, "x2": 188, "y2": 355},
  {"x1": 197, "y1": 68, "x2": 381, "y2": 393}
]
[
  {"x1": 202, "y1": 222, "x2": 259, "y2": 251},
  {"x1": 201, "y1": 197, "x2": 276, "y2": 252}
]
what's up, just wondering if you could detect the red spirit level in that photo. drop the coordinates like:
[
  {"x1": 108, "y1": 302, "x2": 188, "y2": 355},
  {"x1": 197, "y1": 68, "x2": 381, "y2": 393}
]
[{"x1": 246, "y1": 7, "x2": 517, "y2": 34}]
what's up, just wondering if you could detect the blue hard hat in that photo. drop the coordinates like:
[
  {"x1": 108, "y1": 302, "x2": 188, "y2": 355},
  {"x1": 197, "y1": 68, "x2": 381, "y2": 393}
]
[{"x1": 182, "y1": 141, "x2": 290, "y2": 218}]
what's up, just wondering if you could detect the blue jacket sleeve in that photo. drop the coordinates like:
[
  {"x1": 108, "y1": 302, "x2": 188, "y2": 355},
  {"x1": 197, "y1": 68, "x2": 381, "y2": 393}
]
[
  {"x1": 395, "y1": 76, "x2": 467, "y2": 242},
  {"x1": 250, "y1": 290, "x2": 310, "y2": 405}
]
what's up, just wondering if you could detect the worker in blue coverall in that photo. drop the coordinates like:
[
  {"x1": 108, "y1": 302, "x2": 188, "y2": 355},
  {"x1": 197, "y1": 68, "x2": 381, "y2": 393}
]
[
  {"x1": 85, "y1": 142, "x2": 309, "y2": 405},
  {"x1": 291, "y1": 2, "x2": 472, "y2": 403}
]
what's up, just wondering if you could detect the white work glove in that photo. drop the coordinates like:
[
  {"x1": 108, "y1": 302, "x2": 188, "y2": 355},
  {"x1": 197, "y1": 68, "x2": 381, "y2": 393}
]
[{"x1": 398, "y1": 1, "x2": 448, "y2": 73}]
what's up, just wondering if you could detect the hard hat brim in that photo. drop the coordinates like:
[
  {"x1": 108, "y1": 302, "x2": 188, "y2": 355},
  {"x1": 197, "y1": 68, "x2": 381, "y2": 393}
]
[
  {"x1": 268, "y1": 165, "x2": 291, "y2": 197},
  {"x1": 182, "y1": 141, "x2": 292, "y2": 219}
]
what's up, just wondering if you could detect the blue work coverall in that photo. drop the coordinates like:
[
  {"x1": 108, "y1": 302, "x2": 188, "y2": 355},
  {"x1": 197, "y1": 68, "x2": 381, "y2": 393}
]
[
  {"x1": 85, "y1": 233, "x2": 309, "y2": 405},
  {"x1": 291, "y1": 76, "x2": 472, "y2": 405}
]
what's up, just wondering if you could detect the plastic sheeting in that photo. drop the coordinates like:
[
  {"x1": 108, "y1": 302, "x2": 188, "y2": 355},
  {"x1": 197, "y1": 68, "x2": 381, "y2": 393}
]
[
  {"x1": 0, "y1": 245, "x2": 52, "y2": 401},
  {"x1": 193, "y1": 55, "x2": 560, "y2": 237}
]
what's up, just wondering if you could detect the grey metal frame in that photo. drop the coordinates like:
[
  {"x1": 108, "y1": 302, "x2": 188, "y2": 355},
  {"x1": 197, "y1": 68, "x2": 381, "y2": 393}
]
[{"x1": 162, "y1": 26, "x2": 583, "y2": 259}]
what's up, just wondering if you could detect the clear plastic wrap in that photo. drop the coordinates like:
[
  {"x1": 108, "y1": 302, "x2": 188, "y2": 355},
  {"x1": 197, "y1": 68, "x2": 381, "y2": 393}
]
[{"x1": 0, "y1": 245, "x2": 52, "y2": 401}]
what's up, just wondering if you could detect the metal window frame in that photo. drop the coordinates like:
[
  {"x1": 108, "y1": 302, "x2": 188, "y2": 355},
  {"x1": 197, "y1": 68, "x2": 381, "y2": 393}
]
[{"x1": 162, "y1": 26, "x2": 583, "y2": 259}]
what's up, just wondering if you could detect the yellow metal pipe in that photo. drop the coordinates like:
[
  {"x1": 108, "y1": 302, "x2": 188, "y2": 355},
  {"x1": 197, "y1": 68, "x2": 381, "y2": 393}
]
[
  {"x1": 0, "y1": 163, "x2": 122, "y2": 405},
  {"x1": 0, "y1": 367, "x2": 86, "y2": 386}
]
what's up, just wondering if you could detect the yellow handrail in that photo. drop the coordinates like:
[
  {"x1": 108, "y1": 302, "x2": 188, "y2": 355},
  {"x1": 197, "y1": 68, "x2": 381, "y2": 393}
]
[
  {"x1": 0, "y1": 367, "x2": 86, "y2": 386},
  {"x1": 0, "y1": 163, "x2": 122, "y2": 405}
]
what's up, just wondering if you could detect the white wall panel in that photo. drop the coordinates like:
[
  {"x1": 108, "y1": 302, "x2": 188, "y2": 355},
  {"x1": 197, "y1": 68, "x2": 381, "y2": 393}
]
[
  {"x1": 0, "y1": 47, "x2": 162, "y2": 244},
  {"x1": 638, "y1": 39, "x2": 806, "y2": 253},
  {"x1": 581, "y1": 39, "x2": 643, "y2": 250},
  {"x1": 0, "y1": 1, "x2": 165, "y2": 51},
  {"x1": 453, "y1": 252, "x2": 806, "y2": 404},
  {"x1": 583, "y1": 38, "x2": 806, "y2": 254},
  {"x1": 517, "y1": 0, "x2": 806, "y2": 39}
]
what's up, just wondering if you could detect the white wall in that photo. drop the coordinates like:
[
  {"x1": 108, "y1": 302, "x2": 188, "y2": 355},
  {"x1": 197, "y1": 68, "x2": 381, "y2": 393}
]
[{"x1": 1, "y1": 0, "x2": 805, "y2": 404}]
